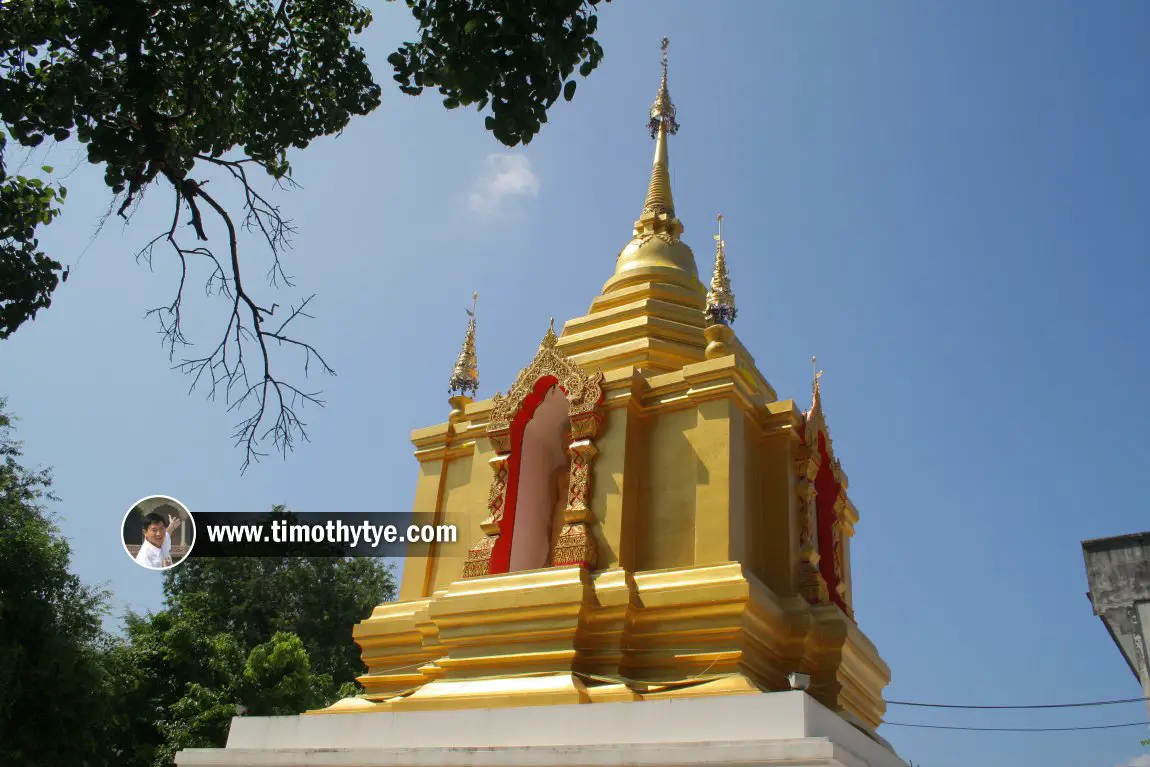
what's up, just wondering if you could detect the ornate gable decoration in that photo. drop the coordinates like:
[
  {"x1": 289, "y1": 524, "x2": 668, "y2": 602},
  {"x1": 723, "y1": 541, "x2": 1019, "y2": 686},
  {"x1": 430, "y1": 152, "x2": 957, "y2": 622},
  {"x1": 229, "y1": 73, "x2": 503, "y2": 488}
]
[
  {"x1": 804, "y1": 366, "x2": 847, "y2": 488},
  {"x1": 489, "y1": 322, "x2": 605, "y2": 433}
]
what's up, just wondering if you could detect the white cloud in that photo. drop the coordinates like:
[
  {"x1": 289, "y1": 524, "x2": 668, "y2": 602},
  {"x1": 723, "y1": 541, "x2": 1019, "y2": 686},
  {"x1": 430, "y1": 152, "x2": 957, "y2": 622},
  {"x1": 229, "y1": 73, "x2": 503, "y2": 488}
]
[
  {"x1": 1117, "y1": 755, "x2": 1150, "y2": 767},
  {"x1": 465, "y1": 154, "x2": 540, "y2": 220}
]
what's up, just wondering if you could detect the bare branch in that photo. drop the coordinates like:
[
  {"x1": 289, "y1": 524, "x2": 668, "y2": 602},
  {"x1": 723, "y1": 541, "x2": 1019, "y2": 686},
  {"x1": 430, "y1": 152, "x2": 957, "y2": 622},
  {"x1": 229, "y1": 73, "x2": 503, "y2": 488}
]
[{"x1": 142, "y1": 163, "x2": 332, "y2": 471}]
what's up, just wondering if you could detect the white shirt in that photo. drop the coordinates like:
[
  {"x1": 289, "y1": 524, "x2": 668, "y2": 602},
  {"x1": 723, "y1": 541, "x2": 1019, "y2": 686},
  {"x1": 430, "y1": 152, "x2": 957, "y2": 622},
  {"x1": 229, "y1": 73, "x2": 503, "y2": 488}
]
[{"x1": 135, "y1": 532, "x2": 173, "y2": 569}]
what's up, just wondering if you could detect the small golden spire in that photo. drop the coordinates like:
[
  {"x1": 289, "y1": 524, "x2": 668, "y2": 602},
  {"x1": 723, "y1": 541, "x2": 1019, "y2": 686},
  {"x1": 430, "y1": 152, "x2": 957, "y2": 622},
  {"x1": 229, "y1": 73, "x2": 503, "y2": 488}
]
[
  {"x1": 810, "y1": 355, "x2": 824, "y2": 412},
  {"x1": 540, "y1": 317, "x2": 559, "y2": 350},
  {"x1": 705, "y1": 213, "x2": 737, "y2": 326},
  {"x1": 642, "y1": 37, "x2": 679, "y2": 218},
  {"x1": 448, "y1": 293, "x2": 479, "y2": 397}
]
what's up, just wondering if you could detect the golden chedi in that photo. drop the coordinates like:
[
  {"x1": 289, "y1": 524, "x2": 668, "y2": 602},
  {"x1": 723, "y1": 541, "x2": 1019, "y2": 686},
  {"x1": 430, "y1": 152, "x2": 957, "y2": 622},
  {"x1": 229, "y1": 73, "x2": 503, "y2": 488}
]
[{"x1": 326, "y1": 38, "x2": 891, "y2": 737}]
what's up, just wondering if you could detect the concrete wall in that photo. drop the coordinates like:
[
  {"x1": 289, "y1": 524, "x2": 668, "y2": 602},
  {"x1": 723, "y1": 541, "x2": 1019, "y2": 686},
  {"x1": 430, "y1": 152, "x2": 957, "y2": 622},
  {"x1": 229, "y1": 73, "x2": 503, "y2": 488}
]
[{"x1": 1082, "y1": 532, "x2": 1150, "y2": 718}]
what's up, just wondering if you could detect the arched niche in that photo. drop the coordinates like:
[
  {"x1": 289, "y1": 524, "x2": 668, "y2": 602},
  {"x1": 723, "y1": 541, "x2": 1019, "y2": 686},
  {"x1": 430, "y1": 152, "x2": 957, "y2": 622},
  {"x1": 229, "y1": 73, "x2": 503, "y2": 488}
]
[
  {"x1": 800, "y1": 383, "x2": 853, "y2": 619},
  {"x1": 463, "y1": 325, "x2": 604, "y2": 579},
  {"x1": 506, "y1": 383, "x2": 570, "y2": 572}
]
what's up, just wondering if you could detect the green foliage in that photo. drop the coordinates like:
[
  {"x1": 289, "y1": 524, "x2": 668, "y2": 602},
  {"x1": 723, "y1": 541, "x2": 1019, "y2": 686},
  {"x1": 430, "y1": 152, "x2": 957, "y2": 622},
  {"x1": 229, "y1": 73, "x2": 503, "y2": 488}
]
[
  {"x1": 0, "y1": 139, "x2": 67, "y2": 339},
  {"x1": 0, "y1": 399, "x2": 398, "y2": 764},
  {"x1": 106, "y1": 612, "x2": 340, "y2": 767},
  {"x1": 1, "y1": 0, "x2": 380, "y2": 194},
  {"x1": 104, "y1": 531, "x2": 396, "y2": 766},
  {"x1": 1, "y1": 0, "x2": 379, "y2": 336},
  {"x1": 241, "y1": 632, "x2": 331, "y2": 714},
  {"x1": 162, "y1": 511, "x2": 397, "y2": 684},
  {"x1": 100, "y1": 612, "x2": 249, "y2": 767},
  {"x1": 0, "y1": 0, "x2": 611, "y2": 465},
  {"x1": 0, "y1": 399, "x2": 114, "y2": 766},
  {"x1": 389, "y1": 0, "x2": 610, "y2": 146}
]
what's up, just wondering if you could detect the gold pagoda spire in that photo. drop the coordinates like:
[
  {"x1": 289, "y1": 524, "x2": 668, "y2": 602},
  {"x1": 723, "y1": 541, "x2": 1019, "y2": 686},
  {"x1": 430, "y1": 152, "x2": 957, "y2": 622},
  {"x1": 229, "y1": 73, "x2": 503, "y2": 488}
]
[
  {"x1": 643, "y1": 37, "x2": 679, "y2": 217},
  {"x1": 705, "y1": 213, "x2": 737, "y2": 326},
  {"x1": 601, "y1": 37, "x2": 699, "y2": 296},
  {"x1": 448, "y1": 293, "x2": 479, "y2": 398}
]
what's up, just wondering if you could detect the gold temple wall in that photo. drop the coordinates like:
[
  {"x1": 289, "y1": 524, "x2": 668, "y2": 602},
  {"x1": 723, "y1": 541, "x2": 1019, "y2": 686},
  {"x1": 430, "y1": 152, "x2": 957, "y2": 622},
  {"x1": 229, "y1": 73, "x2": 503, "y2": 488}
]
[
  {"x1": 587, "y1": 401, "x2": 635, "y2": 571},
  {"x1": 758, "y1": 409, "x2": 802, "y2": 597},
  {"x1": 403, "y1": 373, "x2": 815, "y2": 597},
  {"x1": 638, "y1": 406, "x2": 697, "y2": 570},
  {"x1": 370, "y1": 349, "x2": 888, "y2": 730}
]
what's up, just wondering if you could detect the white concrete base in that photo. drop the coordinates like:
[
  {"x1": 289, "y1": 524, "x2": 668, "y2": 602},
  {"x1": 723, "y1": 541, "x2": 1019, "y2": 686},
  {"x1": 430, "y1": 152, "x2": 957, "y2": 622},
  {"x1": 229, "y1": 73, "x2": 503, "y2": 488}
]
[{"x1": 176, "y1": 691, "x2": 906, "y2": 767}]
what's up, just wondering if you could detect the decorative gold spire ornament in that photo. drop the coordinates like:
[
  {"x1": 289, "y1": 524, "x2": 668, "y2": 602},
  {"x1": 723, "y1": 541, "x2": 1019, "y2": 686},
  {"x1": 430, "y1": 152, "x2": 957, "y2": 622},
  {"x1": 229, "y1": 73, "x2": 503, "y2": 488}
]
[
  {"x1": 648, "y1": 37, "x2": 679, "y2": 140},
  {"x1": 705, "y1": 213, "x2": 737, "y2": 326},
  {"x1": 604, "y1": 37, "x2": 700, "y2": 294},
  {"x1": 448, "y1": 293, "x2": 480, "y2": 398},
  {"x1": 809, "y1": 356, "x2": 824, "y2": 414},
  {"x1": 643, "y1": 37, "x2": 679, "y2": 218}
]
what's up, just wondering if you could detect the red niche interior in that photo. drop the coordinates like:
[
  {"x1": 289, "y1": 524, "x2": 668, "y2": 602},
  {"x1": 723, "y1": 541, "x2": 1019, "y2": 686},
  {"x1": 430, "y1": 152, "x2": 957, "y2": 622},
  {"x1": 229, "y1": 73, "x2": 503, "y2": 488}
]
[
  {"x1": 815, "y1": 431, "x2": 847, "y2": 614},
  {"x1": 488, "y1": 375, "x2": 563, "y2": 574}
]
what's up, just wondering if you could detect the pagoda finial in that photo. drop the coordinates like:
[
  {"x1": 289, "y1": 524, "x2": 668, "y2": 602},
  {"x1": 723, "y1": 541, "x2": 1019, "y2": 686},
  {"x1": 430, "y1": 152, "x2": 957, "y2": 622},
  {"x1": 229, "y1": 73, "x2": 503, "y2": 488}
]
[
  {"x1": 605, "y1": 36, "x2": 696, "y2": 297},
  {"x1": 705, "y1": 213, "x2": 737, "y2": 326},
  {"x1": 448, "y1": 293, "x2": 479, "y2": 398},
  {"x1": 642, "y1": 37, "x2": 678, "y2": 218},
  {"x1": 810, "y1": 355, "x2": 824, "y2": 413},
  {"x1": 647, "y1": 37, "x2": 679, "y2": 139}
]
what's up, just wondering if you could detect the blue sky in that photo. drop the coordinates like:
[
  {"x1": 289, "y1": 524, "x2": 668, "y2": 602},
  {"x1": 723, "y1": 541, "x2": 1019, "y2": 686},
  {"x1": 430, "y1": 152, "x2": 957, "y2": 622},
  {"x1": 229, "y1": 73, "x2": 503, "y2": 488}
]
[{"x1": 4, "y1": 2, "x2": 1149, "y2": 766}]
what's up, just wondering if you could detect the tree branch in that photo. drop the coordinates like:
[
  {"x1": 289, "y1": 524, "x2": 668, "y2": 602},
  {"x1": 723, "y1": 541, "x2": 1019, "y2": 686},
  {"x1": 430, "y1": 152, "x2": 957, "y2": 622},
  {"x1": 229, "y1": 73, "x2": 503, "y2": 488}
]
[{"x1": 141, "y1": 166, "x2": 332, "y2": 471}]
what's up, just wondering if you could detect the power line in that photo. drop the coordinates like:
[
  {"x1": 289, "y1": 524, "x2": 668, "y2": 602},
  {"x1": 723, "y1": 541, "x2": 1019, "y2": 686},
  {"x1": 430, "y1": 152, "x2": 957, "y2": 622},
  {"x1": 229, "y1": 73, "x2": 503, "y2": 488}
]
[
  {"x1": 887, "y1": 695, "x2": 1150, "y2": 710},
  {"x1": 885, "y1": 720, "x2": 1150, "y2": 732}
]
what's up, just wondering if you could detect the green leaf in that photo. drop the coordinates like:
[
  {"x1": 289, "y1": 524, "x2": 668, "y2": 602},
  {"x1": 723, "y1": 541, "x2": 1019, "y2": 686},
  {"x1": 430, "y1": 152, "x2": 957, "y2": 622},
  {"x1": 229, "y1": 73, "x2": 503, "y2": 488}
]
[{"x1": 563, "y1": 81, "x2": 576, "y2": 102}]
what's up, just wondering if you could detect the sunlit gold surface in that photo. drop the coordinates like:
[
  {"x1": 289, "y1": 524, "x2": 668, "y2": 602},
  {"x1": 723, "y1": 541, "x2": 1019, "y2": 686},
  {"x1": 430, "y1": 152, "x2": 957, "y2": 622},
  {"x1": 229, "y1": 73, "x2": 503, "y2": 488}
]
[{"x1": 317, "y1": 38, "x2": 892, "y2": 739}]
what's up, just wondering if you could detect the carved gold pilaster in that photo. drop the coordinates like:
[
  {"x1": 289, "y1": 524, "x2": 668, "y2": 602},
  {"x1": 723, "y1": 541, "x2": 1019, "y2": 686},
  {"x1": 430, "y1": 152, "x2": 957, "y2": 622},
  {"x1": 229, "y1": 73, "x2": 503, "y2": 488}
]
[
  {"x1": 831, "y1": 494, "x2": 847, "y2": 584},
  {"x1": 794, "y1": 445, "x2": 829, "y2": 605},
  {"x1": 462, "y1": 428, "x2": 511, "y2": 579},
  {"x1": 795, "y1": 458, "x2": 819, "y2": 552},
  {"x1": 488, "y1": 427, "x2": 512, "y2": 455},
  {"x1": 832, "y1": 491, "x2": 854, "y2": 618},
  {"x1": 552, "y1": 523, "x2": 597, "y2": 569},
  {"x1": 462, "y1": 534, "x2": 496, "y2": 578},
  {"x1": 831, "y1": 520, "x2": 844, "y2": 589},
  {"x1": 482, "y1": 452, "x2": 511, "y2": 532},
  {"x1": 552, "y1": 412, "x2": 601, "y2": 568}
]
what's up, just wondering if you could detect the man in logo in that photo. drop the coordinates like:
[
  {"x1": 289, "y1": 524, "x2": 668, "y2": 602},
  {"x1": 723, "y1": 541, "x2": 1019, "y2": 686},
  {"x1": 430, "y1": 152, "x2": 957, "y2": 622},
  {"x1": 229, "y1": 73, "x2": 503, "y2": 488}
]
[{"x1": 135, "y1": 511, "x2": 183, "y2": 569}]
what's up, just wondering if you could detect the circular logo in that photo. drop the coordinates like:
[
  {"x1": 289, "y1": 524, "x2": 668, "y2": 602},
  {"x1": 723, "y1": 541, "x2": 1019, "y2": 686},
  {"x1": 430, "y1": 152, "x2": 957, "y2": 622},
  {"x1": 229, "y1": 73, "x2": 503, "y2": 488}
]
[{"x1": 122, "y1": 495, "x2": 196, "y2": 570}]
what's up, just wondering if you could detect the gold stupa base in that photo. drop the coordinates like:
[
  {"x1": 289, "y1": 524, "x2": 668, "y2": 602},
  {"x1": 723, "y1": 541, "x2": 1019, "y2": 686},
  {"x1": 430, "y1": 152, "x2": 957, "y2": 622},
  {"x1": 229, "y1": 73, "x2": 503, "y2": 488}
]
[
  {"x1": 323, "y1": 563, "x2": 889, "y2": 730},
  {"x1": 314, "y1": 671, "x2": 769, "y2": 715}
]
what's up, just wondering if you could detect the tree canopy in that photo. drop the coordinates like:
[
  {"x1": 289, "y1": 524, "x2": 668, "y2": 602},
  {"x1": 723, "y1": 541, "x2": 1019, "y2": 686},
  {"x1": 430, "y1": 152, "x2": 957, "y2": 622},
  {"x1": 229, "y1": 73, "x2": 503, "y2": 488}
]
[
  {"x1": 0, "y1": 400, "x2": 112, "y2": 766},
  {"x1": 105, "y1": 552, "x2": 395, "y2": 767},
  {"x1": 0, "y1": 398, "x2": 398, "y2": 765},
  {"x1": 1, "y1": 0, "x2": 611, "y2": 468}
]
